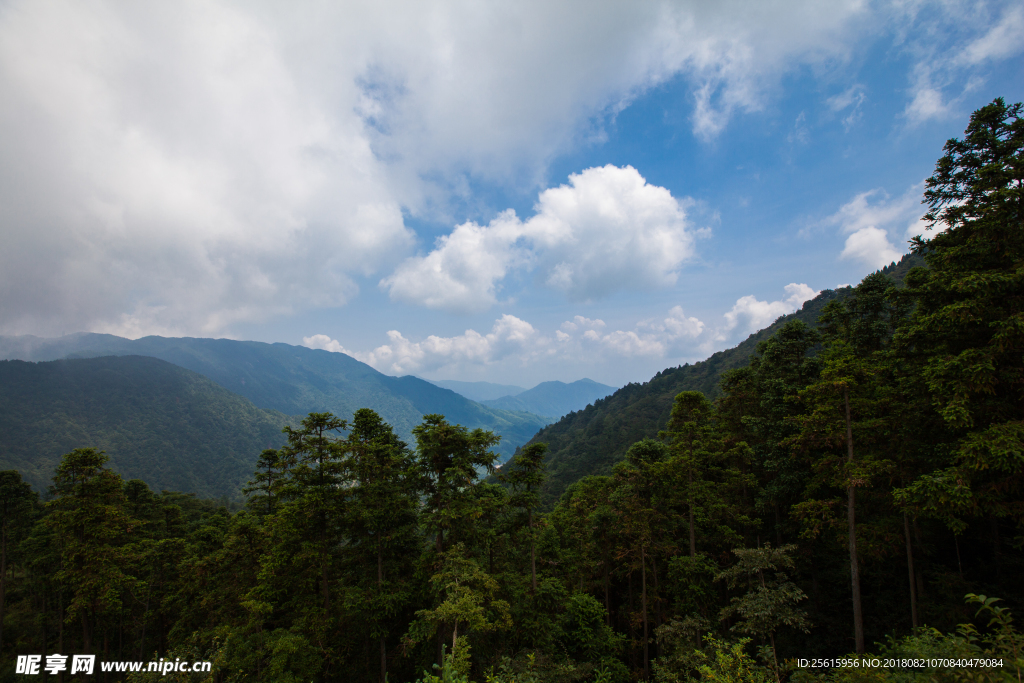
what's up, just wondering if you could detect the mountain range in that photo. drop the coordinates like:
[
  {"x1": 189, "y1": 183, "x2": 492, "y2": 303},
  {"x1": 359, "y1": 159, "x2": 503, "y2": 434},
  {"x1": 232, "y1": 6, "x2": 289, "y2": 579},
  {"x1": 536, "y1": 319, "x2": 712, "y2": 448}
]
[
  {"x1": 0, "y1": 335, "x2": 549, "y2": 489},
  {"x1": 426, "y1": 379, "x2": 527, "y2": 402},
  {"x1": 0, "y1": 253, "x2": 924, "y2": 503},
  {"x1": 479, "y1": 379, "x2": 617, "y2": 420}
]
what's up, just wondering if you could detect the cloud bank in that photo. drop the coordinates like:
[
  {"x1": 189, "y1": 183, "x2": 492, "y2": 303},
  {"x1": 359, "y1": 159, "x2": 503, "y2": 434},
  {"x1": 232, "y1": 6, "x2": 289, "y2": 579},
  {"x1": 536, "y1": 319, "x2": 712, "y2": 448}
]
[
  {"x1": 381, "y1": 165, "x2": 698, "y2": 312},
  {"x1": 305, "y1": 282, "x2": 819, "y2": 376},
  {"x1": 828, "y1": 185, "x2": 929, "y2": 269},
  {"x1": 0, "y1": 1, "x2": 1016, "y2": 337}
]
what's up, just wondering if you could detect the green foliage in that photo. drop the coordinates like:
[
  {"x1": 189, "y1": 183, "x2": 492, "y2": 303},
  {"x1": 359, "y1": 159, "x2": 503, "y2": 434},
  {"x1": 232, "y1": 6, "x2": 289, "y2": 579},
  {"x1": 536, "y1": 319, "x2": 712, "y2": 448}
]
[
  {"x1": 654, "y1": 632, "x2": 772, "y2": 683},
  {"x1": 717, "y1": 545, "x2": 809, "y2": 680},
  {"x1": 0, "y1": 356, "x2": 290, "y2": 498},
  {"x1": 409, "y1": 543, "x2": 512, "y2": 651},
  {"x1": 558, "y1": 593, "x2": 623, "y2": 664},
  {"x1": 895, "y1": 97, "x2": 1024, "y2": 532}
]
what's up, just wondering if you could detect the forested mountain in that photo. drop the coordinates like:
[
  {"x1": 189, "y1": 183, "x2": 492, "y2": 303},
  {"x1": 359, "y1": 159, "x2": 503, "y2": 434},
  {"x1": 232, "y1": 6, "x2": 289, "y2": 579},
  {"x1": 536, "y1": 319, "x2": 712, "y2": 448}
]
[
  {"x1": 0, "y1": 334, "x2": 547, "y2": 458},
  {"x1": 481, "y1": 378, "x2": 617, "y2": 420},
  {"x1": 528, "y1": 252, "x2": 926, "y2": 504},
  {"x1": 0, "y1": 355, "x2": 290, "y2": 498}
]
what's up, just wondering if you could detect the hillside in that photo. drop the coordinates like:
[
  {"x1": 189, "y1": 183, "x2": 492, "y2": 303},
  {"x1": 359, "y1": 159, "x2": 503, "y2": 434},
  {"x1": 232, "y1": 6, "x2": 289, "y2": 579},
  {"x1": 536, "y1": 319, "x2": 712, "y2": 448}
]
[
  {"x1": 428, "y1": 379, "x2": 526, "y2": 401},
  {"x1": 0, "y1": 356, "x2": 290, "y2": 498},
  {"x1": 481, "y1": 378, "x2": 617, "y2": 420},
  {"x1": 0, "y1": 335, "x2": 547, "y2": 458},
  {"x1": 527, "y1": 252, "x2": 926, "y2": 504}
]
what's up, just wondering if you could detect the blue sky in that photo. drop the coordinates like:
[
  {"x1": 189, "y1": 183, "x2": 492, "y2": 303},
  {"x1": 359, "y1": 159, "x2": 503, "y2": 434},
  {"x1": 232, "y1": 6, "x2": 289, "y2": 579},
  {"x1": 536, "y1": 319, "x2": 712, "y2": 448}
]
[{"x1": 1, "y1": 0, "x2": 1022, "y2": 387}]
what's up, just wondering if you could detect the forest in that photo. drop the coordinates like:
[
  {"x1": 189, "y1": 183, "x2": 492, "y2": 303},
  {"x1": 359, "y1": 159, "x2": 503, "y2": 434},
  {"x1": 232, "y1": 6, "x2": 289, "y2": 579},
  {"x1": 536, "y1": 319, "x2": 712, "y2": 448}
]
[{"x1": 0, "y1": 99, "x2": 1021, "y2": 683}]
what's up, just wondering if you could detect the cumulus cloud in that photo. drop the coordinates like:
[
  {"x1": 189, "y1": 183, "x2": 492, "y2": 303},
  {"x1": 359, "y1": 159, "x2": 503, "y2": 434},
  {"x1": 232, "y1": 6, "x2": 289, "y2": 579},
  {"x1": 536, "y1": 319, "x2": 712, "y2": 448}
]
[
  {"x1": 316, "y1": 281, "x2": 818, "y2": 378},
  {"x1": 827, "y1": 185, "x2": 928, "y2": 269},
  {"x1": 724, "y1": 283, "x2": 819, "y2": 336},
  {"x1": 556, "y1": 283, "x2": 817, "y2": 358},
  {"x1": 571, "y1": 306, "x2": 706, "y2": 358},
  {"x1": 840, "y1": 227, "x2": 902, "y2": 268},
  {"x1": 306, "y1": 315, "x2": 546, "y2": 375},
  {"x1": 303, "y1": 334, "x2": 352, "y2": 355},
  {"x1": 382, "y1": 165, "x2": 697, "y2": 312}
]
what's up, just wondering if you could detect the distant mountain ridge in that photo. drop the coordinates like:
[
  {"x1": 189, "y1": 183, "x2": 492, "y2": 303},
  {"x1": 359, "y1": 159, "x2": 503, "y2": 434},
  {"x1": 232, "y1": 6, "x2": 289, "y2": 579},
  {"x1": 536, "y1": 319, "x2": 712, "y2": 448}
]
[
  {"x1": 480, "y1": 378, "x2": 617, "y2": 420},
  {"x1": 0, "y1": 355, "x2": 290, "y2": 498},
  {"x1": 427, "y1": 379, "x2": 527, "y2": 402},
  {"x1": 0, "y1": 335, "x2": 548, "y2": 459}
]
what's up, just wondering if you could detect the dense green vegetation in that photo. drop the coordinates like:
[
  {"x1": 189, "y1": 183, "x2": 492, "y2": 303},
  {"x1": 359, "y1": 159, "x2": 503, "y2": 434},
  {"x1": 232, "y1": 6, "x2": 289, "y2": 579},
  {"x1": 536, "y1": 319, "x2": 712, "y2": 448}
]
[
  {"x1": 0, "y1": 98, "x2": 1020, "y2": 683},
  {"x1": 527, "y1": 253, "x2": 924, "y2": 507},
  {"x1": 0, "y1": 334, "x2": 547, "y2": 460},
  {"x1": 0, "y1": 356, "x2": 290, "y2": 499}
]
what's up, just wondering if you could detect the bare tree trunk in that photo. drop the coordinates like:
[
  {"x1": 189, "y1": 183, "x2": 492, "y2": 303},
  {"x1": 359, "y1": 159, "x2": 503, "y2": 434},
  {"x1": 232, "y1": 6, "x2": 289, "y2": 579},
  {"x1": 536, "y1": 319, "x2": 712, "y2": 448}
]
[
  {"x1": 642, "y1": 545, "x2": 649, "y2": 681},
  {"x1": 529, "y1": 508, "x2": 537, "y2": 596},
  {"x1": 991, "y1": 517, "x2": 1002, "y2": 584},
  {"x1": 904, "y1": 512, "x2": 918, "y2": 628},
  {"x1": 58, "y1": 593, "x2": 64, "y2": 683},
  {"x1": 378, "y1": 538, "x2": 386, "y2": 683},
  {"x1": 844, "y1": 387, "x2": 864, "y2": 654},
  {"x1": 954, "y1": 532, "x2": 963, "y2": 578},
  {"x1": 652, "y1": 554, "x2": 662, "y2": 628},
  {"x1": 0, "y1": 525, "x2": 6, "y2": 655},
  {"x1": 137, "y1": 579, "x2": 150, "y2": 661},
  {"x1": 82, "y1": 607, "x2": 92, "y2": 654},
  {"x1": 598, "y1": 557, "x2": 606, "y2": 626},
  {"x1": 436, "y1": 530, "x2": 445, "y2": 669},
  {"x1": 688, "y1": 468, "x2": 696, "y2": 557}
]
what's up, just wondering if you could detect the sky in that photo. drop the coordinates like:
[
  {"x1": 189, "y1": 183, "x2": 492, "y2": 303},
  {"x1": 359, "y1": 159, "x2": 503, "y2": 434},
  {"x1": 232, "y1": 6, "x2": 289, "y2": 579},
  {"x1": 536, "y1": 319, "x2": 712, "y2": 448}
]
[{"x1": 1, "y1": 0, "x2": 1022, "y2": 388}]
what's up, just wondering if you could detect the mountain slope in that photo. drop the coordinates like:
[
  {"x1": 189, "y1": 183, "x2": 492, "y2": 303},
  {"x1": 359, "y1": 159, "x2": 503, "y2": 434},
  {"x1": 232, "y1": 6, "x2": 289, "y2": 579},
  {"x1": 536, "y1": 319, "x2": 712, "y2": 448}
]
[
  {"x1": 427, "y1": 379, "x2": 526, "y2": 402},
  {"x1": 481, "y1": 378, "x2": 617, "y2": 420},
  {"x1": 527, "y1": 252, "x2": 926, "y2": 505},
  {"x1": 0, "y1": 335, "x2": 547, "y2": 458},
  {"x1": 0, "y1": 356, "x2": 290, "y2": 498}
]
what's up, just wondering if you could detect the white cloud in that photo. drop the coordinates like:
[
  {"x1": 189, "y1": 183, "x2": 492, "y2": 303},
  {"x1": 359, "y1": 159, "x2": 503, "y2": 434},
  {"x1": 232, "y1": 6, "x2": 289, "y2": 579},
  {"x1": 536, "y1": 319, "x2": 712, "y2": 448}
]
[
  {"x1": 903, "y1": 85, "x2": 950, "y2": 124},
  {"x1": 827, "y1": 84, "x2": 866, "y2": 130},
  {"x1": 312, "y1": 280, "x2": 820, "y2": 378},
  {"x1": 580, "y1": 306, "x2": 706, "y2": 358},
  {"x1": 840, "y1": 227, "x2": 902, "y2": 269},
  {"x1": 379, "y1": 211, "x2": 528, "y2": 313},
  {"x1": 827, "y1": 184, "x2": 929, "y2": 268},
  {"x1": 829, "y1": 186, "x2": 925, "y2": 236},
  {"x1": 899, "y1": 2, "x2": 1023, "y2": 126},
  {"x1": 303, "y1": 334, "x2": 353, "y2": 355},
  {"x1": 382, "y1": 165, "x2": 698, "y2": 312},
  {"x1": 0, "y1": 0, "x2": 1014, "y2": 337},
  {"x1": 307, "y1": 315, "x2": 547, "y2": 375},
  {"x1": 724, "y1": 283, "x2": 819, "y2": 336},
  {"x1": 955, "y1": 4, "x2": 1024, "y2": 65}
]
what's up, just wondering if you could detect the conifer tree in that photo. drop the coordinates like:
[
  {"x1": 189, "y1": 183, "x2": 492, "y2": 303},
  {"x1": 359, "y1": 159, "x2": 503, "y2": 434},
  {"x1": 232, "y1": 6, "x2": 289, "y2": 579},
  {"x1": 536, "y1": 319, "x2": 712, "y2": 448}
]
[
  {"x1": 498, "y1": 443, "x2": 548, "y2": 596},
  {"x1": 792, "y1": 273, "x2": 906, "y2": 653},
  {"x1": 896, "y1": 98, "x2": 1024, "y2": 530},
  {"x1": 46, "y1": 448, "x2": 138, "y2": 653},
  {"x1": 0, "y1": 470, "x2": 36, "y2": 656},
  {"x1": 343, "y1": 408, "x2": 419, "y2": 683},
  {"x1": 413, "y1": 414, "x2": 500, "y2": 666}
]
